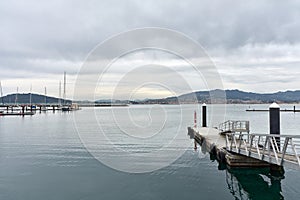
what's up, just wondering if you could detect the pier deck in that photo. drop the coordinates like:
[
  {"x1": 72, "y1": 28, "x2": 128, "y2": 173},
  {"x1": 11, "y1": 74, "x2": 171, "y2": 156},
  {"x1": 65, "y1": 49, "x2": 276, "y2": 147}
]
[
  {"x1": 188, "y1": 126, "x2": 300, "y2": 169},
  {"x1": 188, "y1": 127, "x2": 275, "y2": 168},
  {"x1": 192, "y1": 127, "x2": 226, "y2": 149}
]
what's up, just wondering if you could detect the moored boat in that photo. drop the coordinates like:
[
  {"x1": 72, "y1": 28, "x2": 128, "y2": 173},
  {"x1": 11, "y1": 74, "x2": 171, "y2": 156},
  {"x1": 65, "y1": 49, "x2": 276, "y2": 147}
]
[{"x1": 62, "y1": 106, "x2": 71, "y2": 112}]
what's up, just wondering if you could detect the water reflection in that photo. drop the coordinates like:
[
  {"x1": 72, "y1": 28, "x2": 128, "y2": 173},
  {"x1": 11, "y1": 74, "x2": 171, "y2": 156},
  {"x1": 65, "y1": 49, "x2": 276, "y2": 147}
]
[
  {"x1": 225, "y1": 167, "x2": 284, "y2": 200},
  {"x1": 190, "y1": 129, "x2": 285, "y2": 200}
]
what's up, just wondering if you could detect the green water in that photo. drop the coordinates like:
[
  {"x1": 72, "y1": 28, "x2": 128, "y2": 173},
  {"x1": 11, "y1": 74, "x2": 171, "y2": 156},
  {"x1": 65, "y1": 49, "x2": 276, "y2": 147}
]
[{"x1": 0, "y1": 105, "x2": 299, "y2": 199}]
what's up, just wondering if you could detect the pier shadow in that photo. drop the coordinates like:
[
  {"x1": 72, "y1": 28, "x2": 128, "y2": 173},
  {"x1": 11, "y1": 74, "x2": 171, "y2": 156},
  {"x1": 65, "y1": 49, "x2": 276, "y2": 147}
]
[
  {"x1": 205, "y1": 144, "x2": 285, "y2": 200},
  {"x1": 188, "y1": 129, "x2": 285, "y2": 200},
  {"x1": 197, "y1": 146, "x2": 285, "y2": 200},
  {"x1": 225, "y1": 167, "x2": 284, "y2": 200}
]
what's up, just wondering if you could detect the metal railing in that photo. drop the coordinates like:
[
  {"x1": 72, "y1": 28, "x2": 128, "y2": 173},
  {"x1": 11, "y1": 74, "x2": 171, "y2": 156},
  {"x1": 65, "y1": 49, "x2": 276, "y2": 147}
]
[
  {"x1": 225, "y1": 132, "x2": 300, "y2": 169},
  {"x1": 219, "y1": 120, "x2": 250, "y2": 134}
]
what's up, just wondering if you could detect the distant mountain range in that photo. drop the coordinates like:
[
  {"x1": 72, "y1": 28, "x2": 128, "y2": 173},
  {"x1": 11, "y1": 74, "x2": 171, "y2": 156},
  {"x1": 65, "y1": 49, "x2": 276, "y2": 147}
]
[
  {"x1": 0, "y1": 93, "x2": 72, "y2": 104},
  {"x1": 140, "y1": 89, "x2": 300, "y2": 104},
  {"x1": 1, "y1": 89, "x2": 300, "y2": 104},
  {"x1": 223, "y1": 90, "x2": 300, "y2": 103}
]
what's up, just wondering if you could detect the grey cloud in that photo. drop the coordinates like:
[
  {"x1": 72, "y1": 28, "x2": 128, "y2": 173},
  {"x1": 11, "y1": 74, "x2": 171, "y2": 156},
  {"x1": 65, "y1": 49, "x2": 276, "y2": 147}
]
[
  {"x1": 2, "y1": 0, "x2": 300, "y2": 58},
  {"x1": 1, "y1": 0, "x2": 300, "y2": 96}
]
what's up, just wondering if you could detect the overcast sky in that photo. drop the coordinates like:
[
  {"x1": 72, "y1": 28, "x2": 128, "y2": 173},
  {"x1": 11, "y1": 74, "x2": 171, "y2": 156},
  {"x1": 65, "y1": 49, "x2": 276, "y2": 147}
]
[{"x1": 1, "y1": 0, "x2": 300, "y2": 100}]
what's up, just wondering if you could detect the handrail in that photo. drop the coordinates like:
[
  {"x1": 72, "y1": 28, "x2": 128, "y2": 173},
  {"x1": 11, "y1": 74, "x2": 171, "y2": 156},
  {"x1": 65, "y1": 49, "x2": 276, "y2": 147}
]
[
  {"x1": 219, "y1": 120, "x2": 250, "y2": 134},
  {"x1": 247, "y1": 133, "x2": 300, "y2": 138},
  {"x1": 225, "y1": 132, "x2": 300, "y2": 168}
]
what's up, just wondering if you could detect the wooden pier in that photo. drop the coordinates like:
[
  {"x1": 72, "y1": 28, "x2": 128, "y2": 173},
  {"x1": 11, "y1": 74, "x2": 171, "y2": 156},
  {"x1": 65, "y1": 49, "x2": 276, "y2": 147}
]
[{"x1": 0, "y1": 103, "x2": 82, "y2": 116}]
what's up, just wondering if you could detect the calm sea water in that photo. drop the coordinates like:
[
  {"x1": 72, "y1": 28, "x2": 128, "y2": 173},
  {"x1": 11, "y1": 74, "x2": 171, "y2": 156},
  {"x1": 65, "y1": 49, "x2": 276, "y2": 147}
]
[{"x1": 0, "y1": 104, "x2": 299, "y2": 200}]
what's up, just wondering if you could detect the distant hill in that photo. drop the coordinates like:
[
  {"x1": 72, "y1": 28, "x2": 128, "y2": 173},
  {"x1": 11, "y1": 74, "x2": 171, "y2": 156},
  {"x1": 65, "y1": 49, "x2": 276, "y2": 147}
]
[
  {"x1": 139, "y1": 89, "x2": 300, "y2": 104},
  {"x1": 7, "y1": 89, "x2": 299, "y2": 105},
  {"x1": 224, "y1": 89, "x2": 300, "y2": 103},
  {"x1": 0, "y1": 93, "x2": 72, "y2": 104}
]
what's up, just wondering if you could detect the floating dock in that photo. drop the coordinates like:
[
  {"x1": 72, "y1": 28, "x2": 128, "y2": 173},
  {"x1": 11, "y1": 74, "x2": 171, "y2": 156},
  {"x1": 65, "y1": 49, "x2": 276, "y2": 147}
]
[
  {"x1": 188, "y1": 127, "x2": 271, "y2": 168},
  {"x1": 189, "y1": 103, "x2": 300, "y2": 171},
  {"x1": 246, "y1": 105, "x2": 300, "y2": 112},
  {"x1": 0, "y1": 111, "x2": 35, "y2": 116},
  {"x1": 188, "y1": 126, "x2": 300, "y2": 170},
  {"x1": 246, "y1": 109, "x2": 300, "y2": 112}
]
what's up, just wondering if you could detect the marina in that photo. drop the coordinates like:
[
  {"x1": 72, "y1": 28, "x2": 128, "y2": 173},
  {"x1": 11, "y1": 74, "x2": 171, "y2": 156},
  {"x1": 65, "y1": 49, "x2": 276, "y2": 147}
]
[
  {"x1": 0, "y1": 104, "x2": 80, "y2": 115},
  {"x1": 2, "y1": 1, "x2": 300, "y2": 199},
  {"x1": 0, "y1": 72, "x2": 84, "y2": 116}
]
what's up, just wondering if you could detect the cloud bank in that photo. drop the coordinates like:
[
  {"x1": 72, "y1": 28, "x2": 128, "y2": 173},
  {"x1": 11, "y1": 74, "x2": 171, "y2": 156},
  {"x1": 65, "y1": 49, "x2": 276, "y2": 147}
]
[{"x1": 1, "y1": 0, "x2": 300, "y2": 98}]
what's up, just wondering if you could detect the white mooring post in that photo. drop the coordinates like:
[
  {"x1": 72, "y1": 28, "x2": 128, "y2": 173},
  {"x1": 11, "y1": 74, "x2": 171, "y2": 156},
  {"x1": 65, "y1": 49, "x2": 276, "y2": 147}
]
[{"x1": 269, "y1": 102, "x2": 280, "y2": 150}]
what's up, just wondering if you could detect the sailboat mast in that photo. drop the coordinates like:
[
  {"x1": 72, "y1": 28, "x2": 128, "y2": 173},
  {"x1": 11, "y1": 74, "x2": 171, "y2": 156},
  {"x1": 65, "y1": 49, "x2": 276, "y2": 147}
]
[
  {"x1": 44, "y1": 87, "x2": 47, "y2": 105},
  {"x1": 0, "y1": 81, "x2": 3, "y2": 105},
  {"x1": 15, "y1": 87, "x2": 18, "y2": 105},
  {"x1": 29, "y1": 84, "x2": 32, "y2": 106},
  {"x1": 63, "y1": 71, "x2": 66, "y2": 105},
  {"x1": 58, "y1": 81, "x2": 61, "y2": 105}
]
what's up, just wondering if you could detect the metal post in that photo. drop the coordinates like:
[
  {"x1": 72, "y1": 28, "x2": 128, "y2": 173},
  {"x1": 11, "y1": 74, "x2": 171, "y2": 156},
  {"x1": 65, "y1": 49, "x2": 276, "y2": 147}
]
[
  {"x1": 294, "y1": 105, "x2": 296, "y2": 113},
  {"x1": 202, "y1": 103, "x2": 207, "y2": 127},
  {"x1": 270, "y1": 102, "x2": 280, "y2": 150}
]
